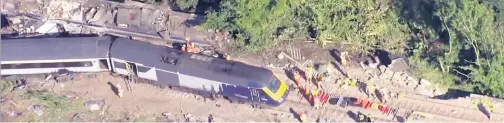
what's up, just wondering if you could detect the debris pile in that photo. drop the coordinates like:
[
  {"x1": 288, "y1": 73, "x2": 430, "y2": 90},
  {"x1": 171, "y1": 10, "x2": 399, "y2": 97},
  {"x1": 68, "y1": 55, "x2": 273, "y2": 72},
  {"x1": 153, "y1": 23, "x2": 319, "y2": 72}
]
[
  {"x1": 28, "y1": 104, "x2": 44, "y2": 117},
  {"x1": 84, "y1": 99, "x2": 105, "y2": 111},
  {"x1": 360, "y1": 56, "x2": 381, "y2": 69},
  {"x1": 183, "y1": 113, "x2": 193, "y2": 122},
  {"x1": 2, "y1": 0, "x2": 215, "y2": 48}
]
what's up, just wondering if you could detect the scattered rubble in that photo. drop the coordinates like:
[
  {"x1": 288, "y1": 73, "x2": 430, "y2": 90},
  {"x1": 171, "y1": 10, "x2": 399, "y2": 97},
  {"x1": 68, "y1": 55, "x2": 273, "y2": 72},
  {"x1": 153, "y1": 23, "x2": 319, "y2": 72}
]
[
  {"x1": 278, "y1": 52, "x2": 301, "y2": 65},
  {"x1": 61, "y1": 91, "x2": 78, "y2": 98},
  {"x1": 277, "y1": 52, "x2": 285, "y2": 60},
  {"x1": 208, "y1": 114, "x2": 214, "y2": 122},
  {"x1": 2, "y1": 0, "x2": 215, "y2": 48},
  {"x1": 28, "y1": 104, "x2": 44, "y2": 117},
  {"x1": 183, "y1": 113, "x2": 193, "y2": 122},
  {"x1": 35, "y1": 22, "x2": 63, "y2": 34},
  {"x1": 71, "y1": 112, "x2": 86, "y2": 121},
  {"x1": 11, "y1": 79, "x2": 27, "y2": 92},
  {"x1": 287, "y1": 46, "x2": 304, "y2": 60},
  {"x1": 8, "y1": 111, "x2": 23, "y2": 117},
  {"x1": 360, "y1": 56, "x2": 381, "y2": 69},
  {"x1": 84, "y1": 99, "x2": 105, "y2": 111},
  {"x1": 162, "y1": 112, "x2": 172, "y2": 117},
  {"x1": 0, "y1": 97, "x2": 6, "y2": 103}
]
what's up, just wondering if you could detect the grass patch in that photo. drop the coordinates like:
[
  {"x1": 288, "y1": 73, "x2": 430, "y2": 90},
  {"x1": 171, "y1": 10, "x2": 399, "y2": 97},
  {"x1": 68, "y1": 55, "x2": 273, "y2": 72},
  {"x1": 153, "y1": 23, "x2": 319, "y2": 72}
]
[
  {"x1": 133, "y1": 115, "x2": 159, "y2": 122},
  {"x1": 23, "y1": 90, "x2": 83, "y2": 122},
  {"x1": 409, "y1": 56, "x2": 455, "y2": 89},
  {"x1": 0, "y1": 80, "x2": 14, "y2": 94}
]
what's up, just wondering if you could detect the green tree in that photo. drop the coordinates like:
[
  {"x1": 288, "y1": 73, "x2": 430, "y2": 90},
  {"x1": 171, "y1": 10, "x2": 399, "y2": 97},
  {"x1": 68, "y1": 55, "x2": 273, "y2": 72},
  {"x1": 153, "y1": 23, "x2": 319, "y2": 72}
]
[
  {"x1": 306, "y1": 0, "x2": 410, "y2": 54},
  {"x1": 175, "y1": 0, "x2": 199, "y2": 10},
  {"x1": 202, "y1": 0, "x2": 303, "y2": 52},
  {"x1": 434, "y1": 0, "x2": 504, "y2": 96}
]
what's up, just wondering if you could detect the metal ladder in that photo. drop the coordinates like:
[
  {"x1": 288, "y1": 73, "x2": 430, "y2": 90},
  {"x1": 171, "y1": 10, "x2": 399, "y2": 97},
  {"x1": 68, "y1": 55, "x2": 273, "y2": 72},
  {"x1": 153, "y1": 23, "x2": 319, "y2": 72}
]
[{"x1": 124, "y1": 63, "x2": 136, "y2": 92}]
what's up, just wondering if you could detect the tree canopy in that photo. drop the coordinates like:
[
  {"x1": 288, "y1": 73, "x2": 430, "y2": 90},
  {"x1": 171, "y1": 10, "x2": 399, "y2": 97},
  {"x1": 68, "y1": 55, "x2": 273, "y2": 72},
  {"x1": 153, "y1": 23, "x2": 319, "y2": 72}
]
[{"x1": 197, "y1": 0, "x2": 504, "y2": 97}]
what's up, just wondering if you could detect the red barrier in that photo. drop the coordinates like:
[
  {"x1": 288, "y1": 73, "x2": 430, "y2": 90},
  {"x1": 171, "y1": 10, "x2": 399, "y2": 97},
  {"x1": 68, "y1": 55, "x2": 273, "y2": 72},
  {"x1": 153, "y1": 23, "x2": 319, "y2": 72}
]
[{"x1": 350, "y1": 97, "x2": 391, "y2": 114}]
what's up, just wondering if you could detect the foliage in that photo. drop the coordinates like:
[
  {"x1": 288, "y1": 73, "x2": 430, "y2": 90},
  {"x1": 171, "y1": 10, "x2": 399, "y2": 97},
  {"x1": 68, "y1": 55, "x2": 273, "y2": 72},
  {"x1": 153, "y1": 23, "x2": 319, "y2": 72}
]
[
  {"x1": 0, "y1": 80, "x2": 13, "y2": 94},
  {"x1": 203, "y1": 0, "x2": 307, "y2": 52},
  {"x1": 306, "y1": 0, "x2": 410, "y2": 54},
  {"x1": 408, "y1": 42, "x2": 456, "y2": 88},
  {"x1": 432, "y1": 0, "x2": 504, "y2": 97},
  {"x1": 174, "y1": 0, "x2": 199, "y2": 10},
  {"x1": 200, "y1": 0, "x2": 504, "y2": 97}
]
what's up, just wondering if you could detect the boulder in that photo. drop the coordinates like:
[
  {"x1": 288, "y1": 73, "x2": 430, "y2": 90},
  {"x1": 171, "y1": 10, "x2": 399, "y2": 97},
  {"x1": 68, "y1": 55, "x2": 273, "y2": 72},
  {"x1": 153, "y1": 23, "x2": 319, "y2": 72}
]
[
  {"x1": 28, "y1": 104, "x2": 44, "y2": 116},
  {"x1": 84, "y1": 99, "x2": 105, "y2": 111},
  {"x1": 277, "y1": 52, "x2": 285, "y2": 60},
  {"x1": 388, "y1": 58, "x2": 409, "y2": 72},
  {"x1": 162, "y1": 112, "x2": 172, "y2": 117}
]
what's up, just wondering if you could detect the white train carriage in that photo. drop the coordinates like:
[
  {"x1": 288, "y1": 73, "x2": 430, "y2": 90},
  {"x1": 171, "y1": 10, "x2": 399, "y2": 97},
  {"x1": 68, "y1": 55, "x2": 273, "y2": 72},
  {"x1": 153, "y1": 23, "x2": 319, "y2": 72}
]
[
  {"x1": 1, "y1": 37, "x2": 112, "y2": 75},
  {"x1": 0, "y1": 36, "x2": 291, "y2": 107}
]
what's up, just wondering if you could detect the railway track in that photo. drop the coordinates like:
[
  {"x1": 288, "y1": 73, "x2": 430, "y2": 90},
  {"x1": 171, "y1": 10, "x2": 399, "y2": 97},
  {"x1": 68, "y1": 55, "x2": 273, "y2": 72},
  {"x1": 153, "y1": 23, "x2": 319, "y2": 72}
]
[
  {"x1": 275, "y1": 99, "x2": 397, "y2": 122},
  {"x1": 337, "y1": 87, "x2": 504, "y2": 122},
  {"x1": 118, "y1": 75, "x2": 386, "y2": 122},
  {"x1": 93, "y1": 73, "x2": 503, "y2": 122}
]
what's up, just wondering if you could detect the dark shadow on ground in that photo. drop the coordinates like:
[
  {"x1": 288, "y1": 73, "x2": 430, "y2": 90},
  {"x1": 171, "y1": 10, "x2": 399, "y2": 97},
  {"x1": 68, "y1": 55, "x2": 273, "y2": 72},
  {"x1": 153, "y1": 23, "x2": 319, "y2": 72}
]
[
  {"x1": 329, "y1": 49, "x2": 342, "y2": 63},
  {"x1": 329, "y1": 61, "x2": 348, "y2": 78},
  {"x1": 283, "y1": 68, "x2": 295, "y2": 82},
  {"x1": 373, "y1": 49, "x2": 392, "y2": 66},
  {"x1": 431, "y1": 89, "x2": 471, "y2": 100},
  {"x1": 375, "y1": 89, "x2": 384, "y2": 102},
  {"x1": 107, "y1": 82, "x2": 119, "y2": 97},
  {"x1": 477, "y1": 103, "x2": 491, "y2": 120},
  {"x1": 1, "y1": 14, "x2": 8, "y2": 28},
  {"x1": 328, "y1": 97, "x2": 339, "y2": 105},
  {"x1": 347, "y1": 111, "x2": 358, "y2": 122},
  {"x1": 183, "y1": 15, "x2": 206, "y2": 27},
  {"x1": 396, "y1": 116, "x2": 406, "y2": 122},
  {"x1": 289, "y1": 107, "x2": 302, "y2": 122},
  {"x1": 328, "y1": 49, "x2": 349, "y2": 77}
]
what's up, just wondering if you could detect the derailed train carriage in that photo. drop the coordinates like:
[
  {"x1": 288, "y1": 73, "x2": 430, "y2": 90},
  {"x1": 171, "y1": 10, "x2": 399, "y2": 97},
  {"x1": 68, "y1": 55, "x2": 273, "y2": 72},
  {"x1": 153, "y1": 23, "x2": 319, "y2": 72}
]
[{"x1": 1, "y1": 36, "x2": 290, "y2": 107}]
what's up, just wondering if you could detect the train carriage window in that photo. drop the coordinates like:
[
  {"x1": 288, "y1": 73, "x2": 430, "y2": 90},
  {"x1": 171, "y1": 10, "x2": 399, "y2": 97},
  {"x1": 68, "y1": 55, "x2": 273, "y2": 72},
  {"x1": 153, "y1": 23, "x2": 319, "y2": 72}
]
[
  {"x1": 1, "y1": 61, "x2": 94, "y2": 69},
  {"x1": 137, "y1": 65, "x2": 151, "y2": 73},
  {"x1": 40, "y1": 63, "x2": 62, "y2": 68},
  {"x1": 268, "y1": 77, "x2": 281, "y2": 93},
  {"x1": 1, "y1": 64, "x2": 15, "y2": 69},
  {"x1": 16, "y1": 63, "x2": 37, "y2": 69},
  {"x1": 62, "y1": 61, "x2": 93, "y2": 67},
  {"x1": 114, "y1": 62, "x2": 126, "y2": 69}
]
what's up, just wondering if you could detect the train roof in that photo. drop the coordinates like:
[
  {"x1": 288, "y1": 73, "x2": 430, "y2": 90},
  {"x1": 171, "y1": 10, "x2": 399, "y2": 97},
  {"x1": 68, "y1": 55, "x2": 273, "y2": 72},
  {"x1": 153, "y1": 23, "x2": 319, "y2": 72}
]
[
  {"x1": 110, "y1": 38, "x2": 273, "y2": 87},
  {"x1": 1, "y1": 36, "x2": 111, "y2": 62}
]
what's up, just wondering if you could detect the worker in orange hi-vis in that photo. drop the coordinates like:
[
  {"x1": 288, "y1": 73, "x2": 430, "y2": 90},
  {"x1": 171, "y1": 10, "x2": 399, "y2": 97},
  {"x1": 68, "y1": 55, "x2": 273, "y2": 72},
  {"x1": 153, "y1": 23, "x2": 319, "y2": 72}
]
[
  {"x1": 181, "y1": 44, "x2": 187, "y2": 52},
  {"x1": 316, "y1": 75, "x2": 325, "y2": 90},
  {"x1": 293, "y1": 71, "x2": 303, "y2": 87},
  {"x1": 224, "y1": 54, "x2": 231, "y2": 61},
  {"x1": 189, "y1": 43, "x2": 196, "y2": 53}
]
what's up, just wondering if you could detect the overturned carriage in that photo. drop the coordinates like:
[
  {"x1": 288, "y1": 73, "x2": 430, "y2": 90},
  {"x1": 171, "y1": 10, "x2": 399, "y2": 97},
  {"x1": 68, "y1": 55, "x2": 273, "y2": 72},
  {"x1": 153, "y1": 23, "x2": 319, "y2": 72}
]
[{"x1": 0, "y1": 36, "x2": 290, "y2": 107}]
